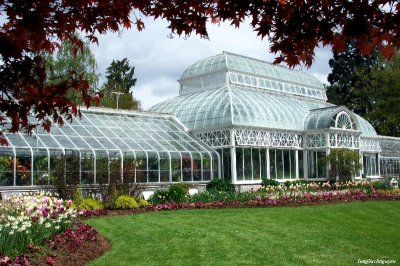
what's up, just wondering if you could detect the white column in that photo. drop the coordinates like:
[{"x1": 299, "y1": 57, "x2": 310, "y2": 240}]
[
  {"x1": 295, "y1": 149, "x2": 299, "y2": 179},
  {"x1": 230, "y1": 129, "x2": 237, "y2": 184},
  {"x1": 267, "y1": 148, "x2": 270, "y2": 179}
]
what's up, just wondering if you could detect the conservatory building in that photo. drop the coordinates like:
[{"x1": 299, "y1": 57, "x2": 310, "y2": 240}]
[
  {"x1": 150, "y1": 52, "x2": 399, "y2": 184},
  {"x1": 1, "y1": 52, "x2": 400, "y2": 190}
]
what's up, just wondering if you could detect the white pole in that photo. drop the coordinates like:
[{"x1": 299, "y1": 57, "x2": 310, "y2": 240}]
[{"x1": 112, "y1": 92, "x2": 124, "y2": 109}]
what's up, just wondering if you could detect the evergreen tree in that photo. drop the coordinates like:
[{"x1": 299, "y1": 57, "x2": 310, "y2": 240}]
[
  {"x1": 100, "y1": 58, "x2": 141, "y2": 110},
  {"x1": 325, "y1": 41, "x2": 378, "y2": 116},
  {"x1": 364, "y1": 53, "x2": 400, "y2": 137}
]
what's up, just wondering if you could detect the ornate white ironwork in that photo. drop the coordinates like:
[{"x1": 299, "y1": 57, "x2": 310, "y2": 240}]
[
  {"x1": 195, "y1": 130, "x2": 231, "y2": 147},
  {"x1": 331, "y1": 111, "x2": 356, "y2": 130},
  {"x1": 329, "y1": 133, "x2": 360, "y2": 149},
  {"x1": 306, "y1": 133, "x2": 326, "y2": 148},
  {"x1": 234, "y1": 129, "x2": 303, "y2": 148},
  {"x1": 360, "y1": 138, "x2": 381, "y2": 153}
]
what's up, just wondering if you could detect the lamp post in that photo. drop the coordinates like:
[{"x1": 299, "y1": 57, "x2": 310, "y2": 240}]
[{"x1": 112, "y1": 91, "x2": 124, "y2": 109}]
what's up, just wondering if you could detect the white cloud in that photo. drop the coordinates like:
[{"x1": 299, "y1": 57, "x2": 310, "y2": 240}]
[{"x1": 90, "y1": 18, "x2": 333, "y2": 109}]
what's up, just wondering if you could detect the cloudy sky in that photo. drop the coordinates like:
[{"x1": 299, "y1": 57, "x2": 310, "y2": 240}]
[{"x1": 90, "y1": 17, "x2": 334, "y2": 110}]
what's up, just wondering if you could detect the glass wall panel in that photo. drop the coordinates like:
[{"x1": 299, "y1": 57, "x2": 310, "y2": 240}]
[
  {"x1": 192, "y1": 152, "x2": 202, "y2": 181},
  {"x1": 252, "y1": 149, "x2": 261, "y2": 180},
  {"x1": 307, "y1": 150, "x2": 326, "y2": 178},
  {"x1": 307, "y1": 150, "x2": 316, "y2": 178},
  {"x1": 148, "y1": 151, "x2": 159, "y2": 183},
  {"x1": 290, "y1": 150, "x2": 296, "y2": 179},
  {"x1": 380, "y1": 158, "x2": 400, "y2": 177},
  {"x1": 270, "y1": 149, "x2": 276, "y2": 179},
  {"x1": 81, "y1": 150, "x2": 94, "y2": 185},
  {"x1": 135, "y1": 151, "x2": 147, "y2": 183},
  {"x1": 298, "y1": 150, "x2": 304, "y2": 179},
  {"x1": 283, "y1": 150, "x2": 291, "y2": 179},
  {"x1": 15, "y1": 149, "x2": 32, "y2": 186},
  {"x1": 212, "y1": 155, "x2": 219, "y2": 180},
  {"x1": 33, "y1": 149, "x2": 49, "y2": 185},
  {"x1": 317, "y1": 151, "x2": 326, "y2": 178},
  {"x1": 65, "y1": 149, "x2": 80, "y2": 185},
  {"x1": 109, "y1": 151, "x2": 122, "y2": 183},
  {"x1": 260, "y1": 149, "x2": 267, "y2": 180},
  {"x1": 236, "y1": 148, "x2": 243, "y2": 181},
  {"x1": 122, "y1": 151, "x2": 136, "y2": 183},
  {"x1": 95, "y1": 151, "x2": 109, "y2": 184},
  {"x1": 363, "y1": 153, "x2": 378, "y2": 177},
  {"x1": 203, "y1": 153, "x2": 211, "y2": 181},
  {"x1": 159, "y1": 152, "x2": 170, "y2": 182},
  {"x1": 276, "y1": 149, "x2": 283, "y2": 180},
  {"x1": 49, "y1": 150, "x2": 64, "y2": 186},
  {"x1": 222, "y1": 148, "x2": 231, "y2": 180},
  {"x1": 170, "y1": 152, "x2": 181, "y2": 182},
  {"x1": 244, "y1": 148, "x2": 252, "y2": 180},
  {"x1": 182, "y1": 152, "x2": 192, "y2": 182},
  {"x1": 269, "y1": 149, "x2": 297, "y2": 180},
  {"x1": 0, "y1": 149, "x2": 15, "y2": 186}
]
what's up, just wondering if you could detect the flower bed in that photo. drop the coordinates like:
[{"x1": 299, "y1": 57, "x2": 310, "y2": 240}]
[
  {"x1": 149, "y1": 189, "x2": 400, "y2": 212},
  {"x1": 0, "y1": 192, "x2": 109, "y2": 266},
  {"x1": 0, "y1": 222, "x2": 107, "y2": 266},
  {"x1": 0, "y1": 192, "x2": 76, "y2": 257}
]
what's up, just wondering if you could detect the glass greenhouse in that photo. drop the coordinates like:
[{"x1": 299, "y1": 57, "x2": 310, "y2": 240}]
[
  {"x1": 0, "y1": 109, "x2": 219, "y2": 187},
  {"x1": 151, "y1": 52, "x2": 400, "y2": 185},
  {"x1": 1, "y1": 51, "x2": 400, "y2": 190}
]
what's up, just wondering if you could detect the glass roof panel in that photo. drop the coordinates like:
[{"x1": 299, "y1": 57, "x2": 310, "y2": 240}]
[{"x1": 1, "y1": 109, "x2": 219, "y2": 171}]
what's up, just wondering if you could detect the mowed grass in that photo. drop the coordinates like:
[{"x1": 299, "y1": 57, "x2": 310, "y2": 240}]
[{"x1": 87, "y1": 201, "x2": 400, "y2": 266}]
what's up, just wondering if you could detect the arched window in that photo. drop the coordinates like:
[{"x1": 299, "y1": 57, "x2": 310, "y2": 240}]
[{"x1": 331, "y1": 111, "x2": 356, "y2": 130}]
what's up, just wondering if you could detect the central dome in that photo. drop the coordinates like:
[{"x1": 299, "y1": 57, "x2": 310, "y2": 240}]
[{"x1": 179, "y1": 51, "x2": 326, "y2": 99}]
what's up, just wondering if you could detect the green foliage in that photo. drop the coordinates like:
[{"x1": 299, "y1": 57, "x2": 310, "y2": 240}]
[
  {"x1": 283, "y1": 180, "x2": 309, "y2": 188},
  {"x1": 261, "y1": 178, "x2": 280, "y2": 187},
  {"x1": 361, "y1": 52, "x2": 400, "y2": 137},
  {"x1": 105, "y1": 183, "x2": 119, "y2": 210},
  {"x1": 188, "y1": 191, "x2": 261, "y2": 203},
  {"x1": 325, "y1": 41, "x2": 378, "y2": 116},
  {"x1": 150, "y1": 189, "x2": 170, "y2": 205},
  {"x1": 323, "y1": 148, "x2": 361, "y2": 182},
  {"x1": 99, "y1": 58, "x2": 141, "y2": 110},
  {"x1": 327, "y1": 43, "x2": 400, "y2": 137},
  {"x1": 78, "y1": 198, "x2": 104, "y2": 210},
  {"x1": 105, "y1": 58, "x2": 137, "y2": 93},
  {"x1": 168, "y1": 184, "x2": 189, "y2": 203},
  {"x1": 136, "y1": 198, "x2": 149, "y2": 207},
  {"x1": 46, "y1": 34, "x2": 99, "y2": 104},
  {"x1": 372, "y1": 178, "x2": 396, "y2": 190},
  {"x1": 114, "y1": 196, "x2": 139, "y2": 209},
  {"x1": 206, "y1": 179, "x2": 235, "y2": 193},
  {"x1": 150, "y1": 184, "x2": 189, "y2": 204},
  {"x1": 72, "y1": 188, "x2": 83, "y2": 206}
]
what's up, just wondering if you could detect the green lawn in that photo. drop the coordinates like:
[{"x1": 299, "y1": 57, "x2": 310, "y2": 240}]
[{"x1": 87, "y1": 201, "x2": 400, "y2": 266}]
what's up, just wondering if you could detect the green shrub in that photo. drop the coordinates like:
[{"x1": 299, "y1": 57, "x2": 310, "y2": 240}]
[
  {"x1": 323, "y1": 148, "x2": 361, "y2": 182},
  {"x1": 206, "y1": 179, "x2": 235, "y2": 193},
  {"x1": 136, "y1": 198, "x2": 149, "y2": 207},
  {"x1": 189, "y1": 191, "x2": 261, "y2": 203},
  {"x1": 372, "y1": 180, "x2": 392, "y2": 190},
  {"x1": 72, "y1": 188, "x2": 83, "y2": 206},
  {"x1": 168, "y1": 183, "x2": 189, "y2": 202},
  {"x1": 114, "y1": 196, "x2": 138, "y2": 209},
  {"x1": 78, "y1": 197, "x2": 104, "y2": 210},
  {"x1": 150, "y1": 190, "x2": 170, "y2": 205},
  {"x1": 261, "y1": 178, "x2": 279, "y2": 187},
  {"x1": 105, "y1": 183, "x2": 119, "y2": 209}
]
